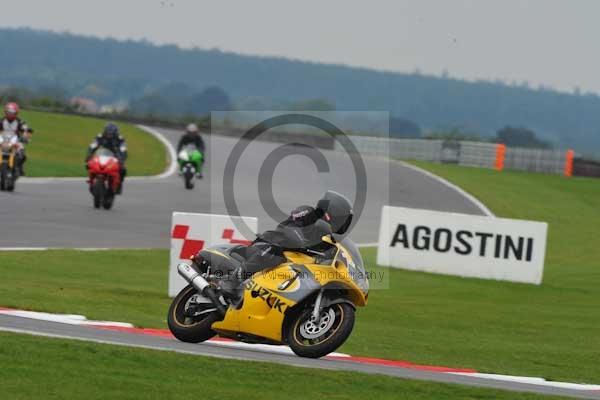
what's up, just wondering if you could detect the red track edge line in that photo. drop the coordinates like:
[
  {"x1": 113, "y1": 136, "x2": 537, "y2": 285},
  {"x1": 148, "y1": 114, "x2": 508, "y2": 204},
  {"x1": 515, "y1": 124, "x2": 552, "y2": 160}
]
[{"x1": 325, "y1": 355, "x2": 477, "y2": 373}]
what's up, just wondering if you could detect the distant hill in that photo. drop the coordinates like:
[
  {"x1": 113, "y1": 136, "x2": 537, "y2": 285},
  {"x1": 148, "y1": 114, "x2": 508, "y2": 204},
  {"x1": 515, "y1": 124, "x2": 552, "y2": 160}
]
[{"x1": 1, "y1": 28, "x2": 600, "y2": 153}]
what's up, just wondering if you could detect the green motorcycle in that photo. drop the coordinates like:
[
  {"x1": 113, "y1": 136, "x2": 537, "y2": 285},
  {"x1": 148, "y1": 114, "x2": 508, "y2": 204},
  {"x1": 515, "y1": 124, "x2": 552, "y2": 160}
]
[{"x1": 178, "y1": 145, "x2": 204, "y2": 189}]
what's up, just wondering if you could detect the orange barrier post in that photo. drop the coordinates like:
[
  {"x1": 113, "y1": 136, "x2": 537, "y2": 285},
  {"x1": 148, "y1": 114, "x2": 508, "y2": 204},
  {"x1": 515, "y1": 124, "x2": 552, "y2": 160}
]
[
  {"x1": 495, "y1": 144, "x2": 506, "y2": 171},
  {"x1": 564, "y1": 149, "x2": 574, "y2": 177}
]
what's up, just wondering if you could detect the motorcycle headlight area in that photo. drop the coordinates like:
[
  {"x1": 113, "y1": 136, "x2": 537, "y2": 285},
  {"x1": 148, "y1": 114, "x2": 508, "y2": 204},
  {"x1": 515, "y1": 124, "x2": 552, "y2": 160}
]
[{"x1": 178, "y1": 150, "x2": 189, "y2": 161}]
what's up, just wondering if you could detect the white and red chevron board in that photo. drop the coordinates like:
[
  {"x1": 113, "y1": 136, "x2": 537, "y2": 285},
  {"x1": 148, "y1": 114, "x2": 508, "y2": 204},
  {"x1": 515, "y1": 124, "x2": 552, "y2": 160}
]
[{"x1": 169, "y1": 212, "x2": 257, "y2": 296}]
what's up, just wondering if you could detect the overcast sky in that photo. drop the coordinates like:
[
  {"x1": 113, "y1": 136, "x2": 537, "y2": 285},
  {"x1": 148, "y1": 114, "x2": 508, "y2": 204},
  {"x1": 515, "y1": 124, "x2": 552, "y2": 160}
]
[{"x1": 2, "y1": 0, "x2": 599, "y2": 94}]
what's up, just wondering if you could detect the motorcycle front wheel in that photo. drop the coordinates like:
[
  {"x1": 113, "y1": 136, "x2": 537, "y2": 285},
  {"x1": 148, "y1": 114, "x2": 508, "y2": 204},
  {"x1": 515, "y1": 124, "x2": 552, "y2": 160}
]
[
  {"x1": 0, "y1": 165, "x2": 6, "y2": 191},
  {"x1": 92, "y1": 179, "x2": 104, "y2": 209},
  {"x1": 168, "y1": 284, "x2": 221, "y2": 343},
  {"x1": 5, "y1": 169, "x2": 14, "y2": 192},
  {"x1": 103, "y1": 192, "x2": 114, "y2": 210},
  {"x1": 286, "y1": 302, "x2": 355, "y2": 358}
]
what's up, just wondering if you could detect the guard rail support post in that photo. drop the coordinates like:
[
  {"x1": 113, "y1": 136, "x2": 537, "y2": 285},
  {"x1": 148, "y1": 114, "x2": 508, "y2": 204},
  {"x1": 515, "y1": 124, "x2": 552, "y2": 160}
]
[{"x1": 495, "y1": 144, "x2": 506, "y2": 171}]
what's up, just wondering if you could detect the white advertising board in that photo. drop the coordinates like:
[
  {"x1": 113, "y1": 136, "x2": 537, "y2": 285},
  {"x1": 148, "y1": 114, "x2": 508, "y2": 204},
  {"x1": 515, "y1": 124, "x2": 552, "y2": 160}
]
[
  {"x1": 377, "y1": 206, "x2": 548, "y2": 284},
  {"x1": 169, "y1": 212, "x2": 258, "y2": 296}
]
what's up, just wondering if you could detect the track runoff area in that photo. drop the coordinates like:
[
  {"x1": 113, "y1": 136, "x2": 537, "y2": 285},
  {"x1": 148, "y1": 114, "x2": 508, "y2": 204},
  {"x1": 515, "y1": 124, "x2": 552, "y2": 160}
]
[{"x1": 2, "y1": 125, "x2": 597, "y2": 399}]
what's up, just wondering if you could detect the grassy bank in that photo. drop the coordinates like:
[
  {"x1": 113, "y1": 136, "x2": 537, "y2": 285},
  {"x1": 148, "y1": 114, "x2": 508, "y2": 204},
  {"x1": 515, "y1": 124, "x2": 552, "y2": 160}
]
[
  {"x1": 0, "y1": 332, "x2": 565, "y2": 400},
  {"x1": 21, "y1": 110, "x2": 167, "y2": 177}
]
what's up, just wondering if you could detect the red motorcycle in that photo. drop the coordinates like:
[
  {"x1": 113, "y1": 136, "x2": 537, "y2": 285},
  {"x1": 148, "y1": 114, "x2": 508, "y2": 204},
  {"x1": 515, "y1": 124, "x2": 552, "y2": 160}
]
[{"x1": 87, "y1": 148, "x2": 121, "y2": 210}]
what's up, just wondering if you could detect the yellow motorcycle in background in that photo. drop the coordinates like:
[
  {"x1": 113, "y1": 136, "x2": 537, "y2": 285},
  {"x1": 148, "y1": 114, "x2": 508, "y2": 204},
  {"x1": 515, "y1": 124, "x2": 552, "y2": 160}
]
[
  {"x1": 0, "y1": 131, "x2": 21, "y2": 192},
  {"x1": 168, "y1": 233, "x2": 369, "y2": 358}
]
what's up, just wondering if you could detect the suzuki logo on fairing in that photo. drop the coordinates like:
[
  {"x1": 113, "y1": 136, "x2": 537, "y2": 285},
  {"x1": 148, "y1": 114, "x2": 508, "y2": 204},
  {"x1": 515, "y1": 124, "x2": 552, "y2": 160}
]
[{"x1": 245, "y1": 280, "x2": 288, "y2": 313}]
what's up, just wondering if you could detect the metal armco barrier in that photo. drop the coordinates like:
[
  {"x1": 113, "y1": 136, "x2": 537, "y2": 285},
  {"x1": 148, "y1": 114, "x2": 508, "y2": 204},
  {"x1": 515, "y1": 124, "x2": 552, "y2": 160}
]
[
  {"x1": 572, "y1": 157, "x2": 600, "y2": 178},
  {"x1": 339, "y1": 136, "x2": 581, "y2": 177}
]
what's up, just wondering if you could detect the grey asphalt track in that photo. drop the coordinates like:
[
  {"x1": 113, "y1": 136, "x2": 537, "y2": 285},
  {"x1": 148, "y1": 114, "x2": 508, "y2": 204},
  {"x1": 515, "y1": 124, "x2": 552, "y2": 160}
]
[
  {"x1": 0, "y1": 127, "x2": 487, "y2": 248},
  {"x1": 1, "y1": 314, "x2": 598, "y2": 399}
]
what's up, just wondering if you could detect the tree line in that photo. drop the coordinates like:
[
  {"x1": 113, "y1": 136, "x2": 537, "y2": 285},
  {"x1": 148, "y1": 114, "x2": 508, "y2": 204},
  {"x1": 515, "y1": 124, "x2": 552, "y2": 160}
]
[{"x1": 1, "y1": 28, "x2": 597, "y2": 153}]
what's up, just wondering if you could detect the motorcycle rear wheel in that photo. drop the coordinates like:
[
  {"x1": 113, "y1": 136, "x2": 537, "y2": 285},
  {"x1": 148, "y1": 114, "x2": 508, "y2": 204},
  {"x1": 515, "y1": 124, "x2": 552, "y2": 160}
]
[
  {"x1": 184, "y1": 171, "x2": 194, "y2": 190},
  {"x1": 168, "y1": 285, "x2": 220, "y2": 343},
  {"x1": 286, "y1": 302, "x2": 355, "y2": 358}
]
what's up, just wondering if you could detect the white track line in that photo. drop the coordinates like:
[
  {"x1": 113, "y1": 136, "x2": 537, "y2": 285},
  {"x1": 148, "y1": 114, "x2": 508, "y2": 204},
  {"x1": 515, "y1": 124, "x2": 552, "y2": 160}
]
[
  {"x1": 0, "y1": 309, "x2": 348, "y2": 357},
  {"x1": 0, "y1": 310, "x2": 134, "y2": 328},
  {"x1": 204, "y1": 339, "x2": 349, "y2": 358},
  {"x1": 137, "y1": 125, "x2": 177, "y2": 179},
  {"x1": 357, "y1": 242, "x2": 378, "y2": 248},
  {"x1": 0, "y1": 326, "x2": 244, "y2": 362},
  {"x1": 450, "y1": 372, "x2": 600, "y2": 392},
  {"x1": 0, "y1": 247, "x2": 49, "y2": 251},
  {"x1": 394, "y1": 160, "x2": 495, "y2": 217}
]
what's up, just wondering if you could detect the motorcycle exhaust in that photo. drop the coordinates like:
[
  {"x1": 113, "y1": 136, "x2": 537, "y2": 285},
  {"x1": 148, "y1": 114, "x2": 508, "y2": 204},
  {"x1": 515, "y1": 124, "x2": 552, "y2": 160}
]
[
  {"x1": 178, "y1": 262, "x2": 209, "y2": 291},
  {"x1": 177, "y1": 262, "x2": 227, "y2": 316}
]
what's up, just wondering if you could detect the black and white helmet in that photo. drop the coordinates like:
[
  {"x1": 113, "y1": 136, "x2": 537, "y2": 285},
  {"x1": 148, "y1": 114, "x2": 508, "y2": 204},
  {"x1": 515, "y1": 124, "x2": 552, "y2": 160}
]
[
  {"x1": 186, "y1": 123, "x2": 199, "y2": 134},
  {"x1": 316, "y1": 191, "x2": 353, "y2": 235}
]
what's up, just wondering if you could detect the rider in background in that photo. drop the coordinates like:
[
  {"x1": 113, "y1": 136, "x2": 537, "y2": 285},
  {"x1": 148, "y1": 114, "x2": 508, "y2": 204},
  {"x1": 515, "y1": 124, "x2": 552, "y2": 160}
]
[
  {"x1": 1, "y1": 102, "x2": 33, "y2": 175},
  {"x1": 86, "y1": 122, "x2": 128, "y2": 194},
  {"x1": 177, "y1": 123, "x2": 205, "y2": 178}
]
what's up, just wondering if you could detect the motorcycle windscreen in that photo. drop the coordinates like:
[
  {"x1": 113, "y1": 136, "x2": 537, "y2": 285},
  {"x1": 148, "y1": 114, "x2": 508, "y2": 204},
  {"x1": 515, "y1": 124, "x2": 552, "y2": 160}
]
[
  {"x1": 183, "y1": 144, "x2": 199, "y2": 153},
  {"x1": 335, "y1": 238, "x2": 369, "y2": 294},
  {"x1": 95, "y1": 147, "x2": 116, "y2": 157}
]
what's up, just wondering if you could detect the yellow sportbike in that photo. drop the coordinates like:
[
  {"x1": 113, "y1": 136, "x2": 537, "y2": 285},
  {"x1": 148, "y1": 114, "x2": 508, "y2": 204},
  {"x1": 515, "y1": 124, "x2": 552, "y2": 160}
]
[
  {"x1": 168, "y1": 235, "x2": 369, "y2": 358},
  {"x1": 0, "y1": 130, "x2": 21, "y2": 192}
]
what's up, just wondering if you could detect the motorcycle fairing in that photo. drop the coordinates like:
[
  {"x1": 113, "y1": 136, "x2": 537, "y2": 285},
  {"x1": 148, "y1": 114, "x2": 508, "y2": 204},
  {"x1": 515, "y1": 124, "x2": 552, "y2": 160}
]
[{"x1": 211, "y1": 243, "x2": 368, "y2": 343}]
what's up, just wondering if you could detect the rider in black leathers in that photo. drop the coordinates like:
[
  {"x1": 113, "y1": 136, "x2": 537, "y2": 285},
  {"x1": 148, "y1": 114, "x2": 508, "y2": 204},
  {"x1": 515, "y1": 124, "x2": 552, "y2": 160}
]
[
  {"x1": 194, "y1": 191, "x2": 354, "y2": 298},
  {"x1": 86, "y1": 123, "x2": 128, "y2": 194},
  {"x1": 237, "y1": 191, "x2": 354, "y2": 276}
]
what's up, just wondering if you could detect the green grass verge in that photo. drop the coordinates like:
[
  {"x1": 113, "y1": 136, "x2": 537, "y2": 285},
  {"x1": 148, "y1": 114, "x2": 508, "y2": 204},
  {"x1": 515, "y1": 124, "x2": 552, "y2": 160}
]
[
  {"x1": 0, "y1": 332, "x2": 564, "y2": 400},
  {"x1": 21, "y1": 110, "x2": 167, "y2": 177},
  {"x1": 1, "y1": 247, "x2": 598, "y2": 383}
]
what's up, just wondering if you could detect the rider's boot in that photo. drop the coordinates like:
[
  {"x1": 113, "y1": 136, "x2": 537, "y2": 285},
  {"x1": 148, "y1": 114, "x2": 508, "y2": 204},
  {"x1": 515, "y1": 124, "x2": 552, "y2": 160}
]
[
  {"x1": 17, "y1": 153, "x2": 26, "y2": 176},
  {"x1": 117, "y1": 167, "x2": 126, "y2": 194},
  {"x1": 219, "y1": 267, "x2": 244, "y2": 303}
]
